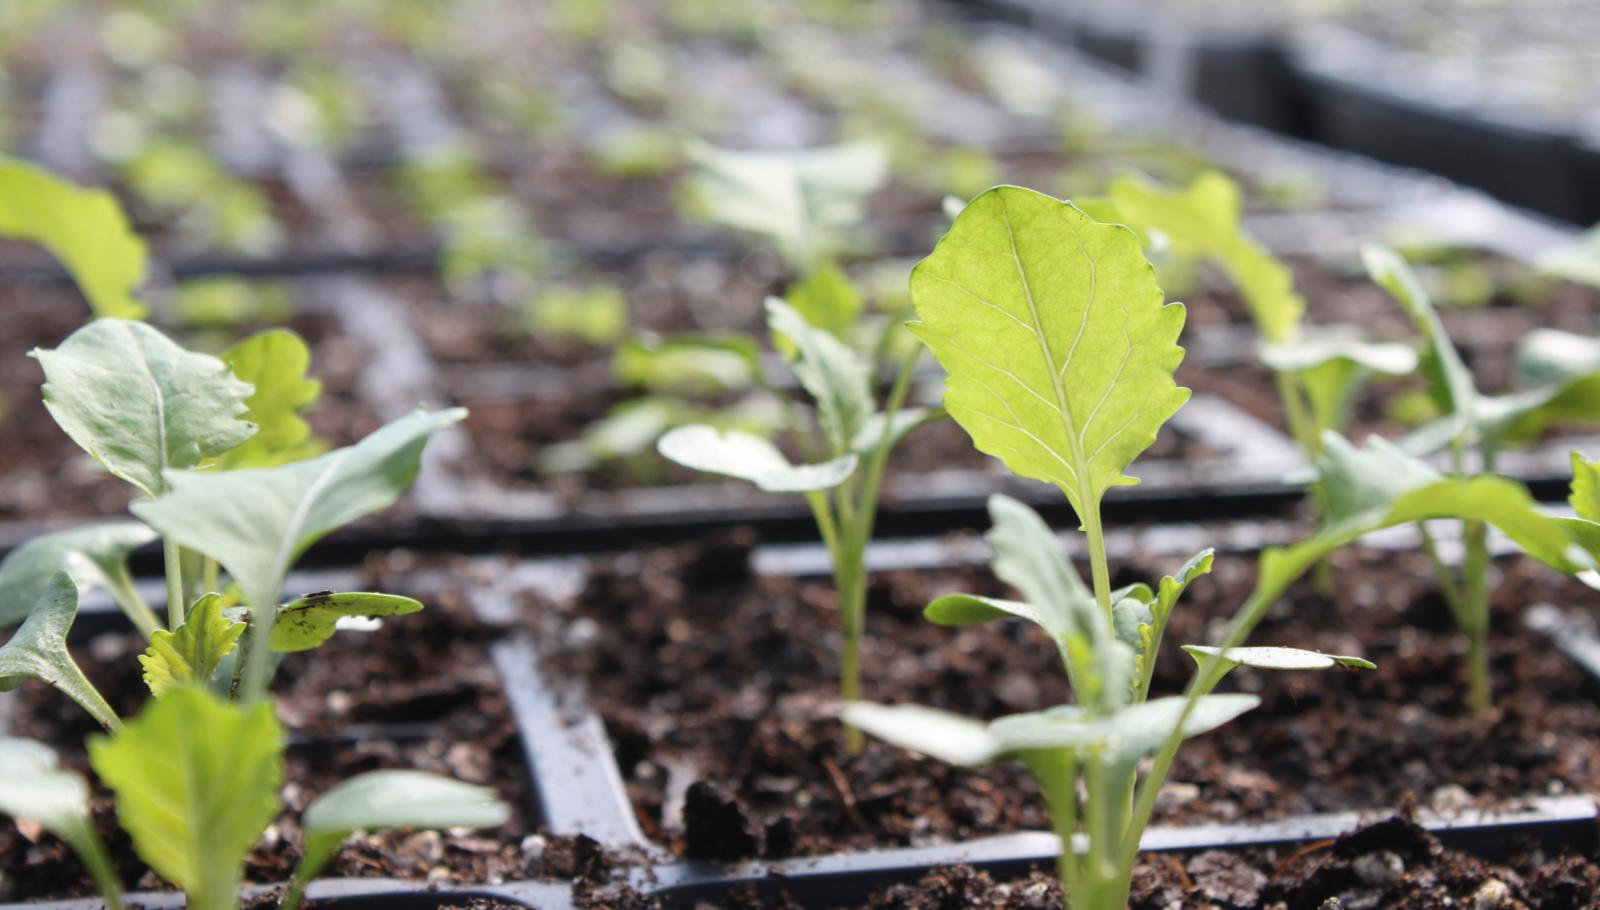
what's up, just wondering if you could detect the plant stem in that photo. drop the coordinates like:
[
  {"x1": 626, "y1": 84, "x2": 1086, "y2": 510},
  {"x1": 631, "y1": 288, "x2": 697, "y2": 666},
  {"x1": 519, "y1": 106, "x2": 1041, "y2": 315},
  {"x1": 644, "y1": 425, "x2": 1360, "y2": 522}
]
[
  {"x1": 162, "y1": 538, "x2": 185, "y2": 631},
  {"x1": 203, "y1": 556, "x2": 219, "y2": 596},
  {"x1": 1461, "y1": 519, "x2": 1492, "y2": 714},
  {"x1": 1273, "y1": 371, "x2": 1319, "y2": 460},
  {"x1": 104, "y1": 565, "x2": 162, "y2": 640},
  {"x1": 62, "y1": 823, "x2": 125, "y2": 910},
  {"x1": 1080, "y1": 503, "x2": 1113, "y2": 620}
]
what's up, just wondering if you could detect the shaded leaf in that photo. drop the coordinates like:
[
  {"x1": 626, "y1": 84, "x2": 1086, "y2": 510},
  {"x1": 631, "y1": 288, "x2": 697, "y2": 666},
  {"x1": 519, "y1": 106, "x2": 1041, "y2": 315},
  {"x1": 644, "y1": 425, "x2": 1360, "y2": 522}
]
[
  {"x1": 0, "y1": 739, "x2": 122, "y2": 907},
  {"x1": 271, "y1": 592, "x2": 422, "y2": 652},
  {"x1": 613, "y1": 333, "x2": 762, "y2": 394},
  {"x1": 34, "y1": 320, "x2": 256, "y2": 497},
  {"x1": 909, "y1": 186, "x2": 1189, "y2": 516},
  {"x1": 1362, "y1": 245, "x2": 1477, "y2": 426},
  {"x1": 657, "y1": 425, "x2": 857, "y2": 492},
  {"x1": 0, "y1": 158, "x2": 146, "y2": 319},
  {"x1": 0, "y1": 573, "x2": 118, "y2": 731},
  {"x1": 139, "y1": 594, "x2": 244, "y2": 696},
  {"x1": 850, "y1": 407, "x2": 941, "y2": 456},
  {"x1": 213, "y1": 329, "x2": 324, "y2": 470},
  {"x1": 0, "y1": 522, "x2": 155, "y2": 626},
  {"x1": 89, "y1": 688, "x2": 281, "y2": 910},
  {"x1": 924, "y1": 593, "x2": 1047, "y2": 628},
  {"x1": 785, "y1": 263, "x2": 864, "y2": 339},
  {"x1": 767, "y1": 297, "x2": 872, "y2": 453}
]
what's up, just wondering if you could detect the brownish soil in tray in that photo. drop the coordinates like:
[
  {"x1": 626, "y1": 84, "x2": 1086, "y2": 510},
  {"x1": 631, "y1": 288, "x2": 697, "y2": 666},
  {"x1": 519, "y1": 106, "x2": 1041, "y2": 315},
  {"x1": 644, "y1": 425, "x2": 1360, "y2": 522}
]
[
  {"x1": 695, "y1": 818, "x2": 1600, "y2": 909},
  {"x1": 540, "y1": 535, "x2": 1600, "y2": 860},
  {"x1": 0, "y1": 555, "x2": 565, "y2": 903}
]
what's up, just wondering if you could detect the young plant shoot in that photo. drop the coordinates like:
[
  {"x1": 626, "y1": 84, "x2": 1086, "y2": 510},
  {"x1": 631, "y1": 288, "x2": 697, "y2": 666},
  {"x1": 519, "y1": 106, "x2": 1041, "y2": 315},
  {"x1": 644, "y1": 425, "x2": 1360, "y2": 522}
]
[{"x1": 845, "y1": 186, "x2": 1386, "y2": 910}]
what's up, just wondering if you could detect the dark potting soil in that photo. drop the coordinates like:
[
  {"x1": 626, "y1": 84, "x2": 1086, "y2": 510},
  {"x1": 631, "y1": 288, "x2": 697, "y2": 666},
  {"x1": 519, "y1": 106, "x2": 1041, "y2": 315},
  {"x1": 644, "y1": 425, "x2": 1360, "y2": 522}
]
[
  {"x1": 0, "y1": 554, "x2": 611, "y2": 902},
  {"x1": 540, "y1": 534, "x2": 1600, "y2": 860},
  {"x1": 697, "y1": 818, "x2": 1600, "y2": 909}
]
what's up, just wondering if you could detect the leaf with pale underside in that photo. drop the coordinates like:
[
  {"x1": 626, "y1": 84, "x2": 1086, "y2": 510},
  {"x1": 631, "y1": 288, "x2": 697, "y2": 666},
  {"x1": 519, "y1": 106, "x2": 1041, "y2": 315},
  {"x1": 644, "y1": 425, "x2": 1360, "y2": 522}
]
[
  {"x1": 34, "y1": 319, "x2": 256, "y2": 498},
  {"x1": 213, "y1": 329, "x2": 324, "y2": 470},
  {"x1": 271, "y1": 592, "x2": 423, "y2": 652},
  {"x1": 0, "y1": 739, "x2": 123, "y2": 908},
  {"x1": 657, "y1": 425, "x2": 857, "y2": 492},
  {"x1": 850, "y1": 407, "x2": 941, "y2": 457},
  {"x1": 909, "y1": 186, "x2": 1189, "y2": 517},
  {"x1": 1362, "y1": 245, "x2": 1477, "y2": 428},
  {"x1": 89, "y1": 688, "x2": 281, "y2": 910},
  {"x1": 0, "y1": 157, "x2": 146, "y2": 319},
  {"x1": 139, "y1": 594, "x2": 244, "y2": 696},
  {"x1": 1181, "y1": 645, "x2": 1375, "y2": 672},
  {"x1": 1108, "y1": 171, "x2": 1302, "y2": 343},
  {"x1": 131, "y1": 408, "x2": 465, "y2": 613},
  {"x1": 0, "y1": 522, "x2": 156, "y2": 627},
  {"x1": 0, "y1": 573, "x2": 118, "y2": 731},
  {"x1": 1260, "y1": 325, "x2": 1419, "y2": 432},
  {"x1": 766, "y1": 297, "x2": 872, "y2": 453}
]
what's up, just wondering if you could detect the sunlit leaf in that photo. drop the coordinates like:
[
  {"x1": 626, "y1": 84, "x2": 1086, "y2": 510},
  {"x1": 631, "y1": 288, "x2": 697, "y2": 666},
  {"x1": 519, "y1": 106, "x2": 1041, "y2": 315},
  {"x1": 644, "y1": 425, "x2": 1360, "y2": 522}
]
[
  {"x1": 767, "y1": 297, "x2": 872, "y2": 453},
  {"x1": 271, "y1": 591, "x2": 422, "y2": 652},
  {"x1": 1181, "y1": 645, "x2": 1375, "y2": 672},
  {"x1": 139, "y1": 594, "x2": 244, "y2": 696},
  {"x1": 0, "y1": 522, "x2": 155, "y2": 627},
  {"x1": 657, "y1": 425, "x2": 857, "y2": 492},
  {"x1": 213, "y1": 329, "x2": 324, "y2": 470},
  {"x1": 613, "y1": 333, "x2": 762, "y2": 394}
]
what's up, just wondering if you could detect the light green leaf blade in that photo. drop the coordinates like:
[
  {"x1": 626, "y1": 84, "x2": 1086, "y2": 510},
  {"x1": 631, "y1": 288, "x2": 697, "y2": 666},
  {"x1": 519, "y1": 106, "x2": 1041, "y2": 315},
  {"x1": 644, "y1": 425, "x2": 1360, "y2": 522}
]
[
  {"x1": 0, "y1": 738, "x2": 121, "y2": 903},
  {"x1": 1361, "y1": 244, "x2": 1477, "y2": 425},
  {"x1": 0, "y1": 573, "x2": 118, "y2": 731},
  {"x1": 139, "y1": 594, "x2": 244, "y2": 696},
  {"x1": 1536, "y1": 223, "x2": 1600, "y2": 289},
  {"x1": 923, "y1": 593, "x2": 1046, "y2": 628},
  {"x1": 909, "y1": 186, "x2": 1190, "y2": 514},
  {"x1": 1108, "y1": 171, "x2": 1302, "y2": 342},
  {"x1": 1258, "y1": 325, "x2": 1418, "y2": 375},
  {"x1": 1514, "y1": 328, "x2": 1600, "y2": 387},
  {"x1": 613, "y1": 333, "x2": 762, "y2": 395},
  {"x1": 785, "y1": 263, "x2": 864, "y2": 338},
  {"x1": 685, "y1": 139, "x2": 887, "y2": 268},
  {"x1": 0, "y1": 522, "x2": 156, "y2": 626},
  {"x1": 0, "y1": 158, "x2": 147, "y2": 319},
  {"x1": 982, "y1": 493, "x2": 1091, "y2": 642},
  {"x1": 213, "y1": 329, "x2": 324, "y2": 470},
  {"x1": 1571, "y1": 452, "x2": 1600, "y2": 523},
  {"x1": 766, "y1": 297, "x2": 872, "y2": 453},
  {"x1": 850, "y1": 407, "x2": 941, "y2": 457},
  {"x1": 840, "y1": 702, "x2": 1001, "y2": 766},
  {"x1": 657, "y1": 425, "x2": 858, "y2": 492},
  {"x1": 990, "y1": 693, "x2": 1258, "y2": 765},
  {"x1": 1181, "y1": 645, "x2": 1375, "y2": 671},
  {"x1": 89, "y1": 688, "x2": 282, "y2": 910},
  {"x1": 271, "y1": 592, "x2": 422, "y2": 652},
  {"x1": 303, "y1": 769, "x2": 509, "y2": 839},
  {"x1": 131, "y1": 408, "x2": 465, "y2": 611},
  {"x1": 34, "y1": 320, "x2": 256, "y2": 497}
]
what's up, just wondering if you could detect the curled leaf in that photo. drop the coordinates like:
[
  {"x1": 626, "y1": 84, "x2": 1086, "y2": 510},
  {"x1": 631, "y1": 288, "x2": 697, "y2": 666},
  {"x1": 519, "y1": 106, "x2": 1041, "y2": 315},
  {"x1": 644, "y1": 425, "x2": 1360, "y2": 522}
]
[
  {"x1": 271, "y1": 592, "x2": 423, "y2": 652},
  {"x1": 139, "y1": 594, "x2": 245, "y2": 696}
]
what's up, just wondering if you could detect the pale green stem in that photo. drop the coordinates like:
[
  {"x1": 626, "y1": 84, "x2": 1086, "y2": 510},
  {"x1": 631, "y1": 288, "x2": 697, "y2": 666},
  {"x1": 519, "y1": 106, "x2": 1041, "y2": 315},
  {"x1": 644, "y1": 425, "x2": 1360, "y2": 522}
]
[
  {"x1": 203, "y1": 556, "x2": 220, "y2": 597},
  {"x1": 239, "y1": 570, "x2": 288, "y2": 703},
  {"x1": 104, "y1": 565, "x2": 162, "y2": 640},
  {"x1": 163, "y1": 538, "x2": 185, "y2": 631},
  {"x1": 1080, "y1": 502, "x2": 1114, "y2": 621},
  {"x1": 1461, "y1": 520, "x2": 1492, "y2": 714},
  {"x1": 61, "y1": 822, "x2": 125, "y2": 910}
]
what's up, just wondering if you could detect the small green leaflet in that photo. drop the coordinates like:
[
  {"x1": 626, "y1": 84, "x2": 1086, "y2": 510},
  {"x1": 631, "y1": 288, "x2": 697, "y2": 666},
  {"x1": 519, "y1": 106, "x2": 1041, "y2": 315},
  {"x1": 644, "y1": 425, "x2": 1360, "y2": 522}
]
[
  {"x1": 0, "y1": 522, "x2": 156, "y2": 626},
  {"x1": 0, "y1": 158, "x2": 147, "y2": 319},
  {"x1": 1181, "y1": 645, "x2": 1375, "y2": 672},
  {"x1": 1260, "y1": 326, "x2": 1419, "y2": 436},
  {"x1": 766, "y1": 297, "x2": 872, "y2": 453},
  {"x1": 271, "y1": 591, "x2": 422, "y2": 652},
  {"x1": 139, "y1": 594, "x2": 245, "y2": 696},
  {"x1": 0, "y1": 573, "x2": 119, "y2": 730},
  {"x1": 0, "y1": 739, "x2": 124, "y2": 910},
  {"x1": 685, "y1": 139, "x2": 887, "y2": 269},
  {"x1": 613, "y1": 333, "x2": 762, "y2": 394},
  {"x1": 784, "y1": 264, "x2": 864, "y2": 338},
  {"x1": 1362, "y1": 245, "x2": 1477, "y2": 427},
  {"x1": 213, "y1": 328, "x2": 324, "y2": 470},
  {"x1": 89, "y1": 688, "x2": 282, "y2": 910},
  {"x1": 1108, "y1": 171, "x2": 1303, "y2": 343},
  {"x1": 34, "y1": 319, "x2": 257, "y2": 498},
  {"x1": 909, "y1": 186, "x2": 1189, "y2": 517},
  {"x1": 1571, "y1": 452, "x2": 1600, "y2": 522},
  {"x1": 658, "y1": 425, "x2": 858, "y2": 492}
]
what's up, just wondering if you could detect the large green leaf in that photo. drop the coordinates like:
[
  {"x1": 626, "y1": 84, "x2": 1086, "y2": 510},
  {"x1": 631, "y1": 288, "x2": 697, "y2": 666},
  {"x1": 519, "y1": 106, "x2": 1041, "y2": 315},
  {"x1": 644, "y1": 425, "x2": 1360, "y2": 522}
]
[
  {"x1": 0, "y1": 573, "x2": 118, "y2": 731},
  {"x1": 0, "y1": 739, "x2": 123, "y2": 908},
  {"x1": 766, "y1": 297, "x2": 872, "y2": 453},
  {"x1": 0, "y1": 158, "x2": 146, "y2": 319},
  {"x1": 0, "y1": 522, "x2": 156, "y2": 626},
  {"x1": 657, "y1": 425, "x2": 857, "y2": 492},
  {"x1": 1108, "y1": 171, "x2": 1302, "y2": 342},
  {"x1": 89, "y1": 688, "x2": 282, "y2": 910},
  {"x1": 213, "y1": 329, "x2": 324, "y2": 470},
  {"x1": 271, "y1": 591, "x2": 422, "y2": 652},
  {"x1": 139, "y1": 594, "x2": 244, "y2": 696},
  {"x1": 131, "y1": 408, "x2": 465, "y2": 612},
  {"x1": 909, "y1": 186, "x2": 1189, "y2": 516},
  {"x1": 34, "y1": 320, "x2": 256, "y2": 498},
  {"x1": 685, "y1": 139, "x2": 887, "y2": 269}
]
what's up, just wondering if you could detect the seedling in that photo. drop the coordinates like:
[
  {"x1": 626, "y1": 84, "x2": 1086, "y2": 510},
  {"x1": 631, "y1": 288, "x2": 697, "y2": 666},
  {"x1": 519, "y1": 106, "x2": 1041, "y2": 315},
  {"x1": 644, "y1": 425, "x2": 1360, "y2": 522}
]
[{"x1": 843, "y1": 186, "x2": 1594, "y2": 909}]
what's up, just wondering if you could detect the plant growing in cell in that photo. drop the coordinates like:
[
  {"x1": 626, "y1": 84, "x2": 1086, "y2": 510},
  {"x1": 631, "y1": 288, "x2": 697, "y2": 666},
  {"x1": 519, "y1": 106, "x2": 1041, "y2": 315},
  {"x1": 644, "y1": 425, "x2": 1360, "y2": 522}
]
[{"x1": 844, "y1": 186, "x2": 1597, "y2": 908}]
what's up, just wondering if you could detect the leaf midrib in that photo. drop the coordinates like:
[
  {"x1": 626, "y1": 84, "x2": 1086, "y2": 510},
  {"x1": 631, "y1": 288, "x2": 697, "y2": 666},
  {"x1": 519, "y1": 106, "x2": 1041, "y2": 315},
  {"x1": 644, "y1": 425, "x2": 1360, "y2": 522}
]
[{"x1": 119, "y1": 322, "x2": 170, "y2": 495}]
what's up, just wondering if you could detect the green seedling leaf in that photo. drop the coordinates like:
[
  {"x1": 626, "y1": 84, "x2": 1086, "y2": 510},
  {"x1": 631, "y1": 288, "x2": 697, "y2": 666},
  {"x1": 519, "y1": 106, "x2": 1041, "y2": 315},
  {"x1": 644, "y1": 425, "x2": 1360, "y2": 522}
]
[
  {"x1": 657, "y1": 425, "x2": 857, "y2": 492},
  {"x1": 0, "y1": 522, "x2": 156, "y2": 626},
  {"x1": 786, "y1": 263, "x2": 864, "y2": 339},
  {"x1": 1181, "y1": 645, "x2": 1376, "y2": 672},
  {"x1": 0, "y1": 739, "x2": 124, "y2": 909},
  {"x1": 132, "y1": 408, "x2": 465, "y2": 613},
  {"x1": 924, "y1": 593, "x2": 1048, "y2": 628},
  {"x1": 1127, "y1": 548, "x2": 1215, "y2": 697},
  {"x1": 213, "y1": 329, "x2": 324, "y2": 470},
  {"x1": 686, "y1": 139, "x2": 887, "y2": 268},
  {"x1": 537, "y1": 395, "x2": 783, "y2": 474},
  {"x1": 1362, "y1": 245, "x2": 1477, "y2": 428},
  {"x1": 0, "y1": 157, "x2": 147, "y2": 319},
  {"x1": 288, "y1": 769, "x2": 511, "y2": 910},
  {"x1": 1536, "y1": 223, "x2": 1600, "y2": 289},
  {"x1": 767, "y1": 297, "x2": 872, "y2": 452},
  {"x1": 271, "y1": 592, "x2": 422, "y2": 652},
  {"x1": 34, "y1": 319, "x2": 256, "y2": 497},
  {"x1": 614, "y1": 333, "x2": 762, "y2": 394},
  {"x1": 850, "y1": 407, "x2": 941, "y2": 457},
  {"x1": 89, "y1": 688, "x2": 282, "y2": 910},
  {"x1": 839, "y1": 702, "x2": 1002, "y2": 766},
  {"x1": 909, "y1": 186, "x2": 1189, "y2": 518},
  {"x1": 1514, "y1": 328, "x2": 1600, "y2": 386},
  {"x1": 0, "y1": 573, "x2": 118, "y2": 731},
  {"x1": 1571, "y1": 452, "x2": 1600, "y2": 522},
  {"x1": 1260, "y1": 326, "x2": 1419, "y2": 436},
  {"x1": 1108, "y1": 171, "x2": 1302, "y2": 342},
  {"x1": 139, "y1": 594, "x2": 244, "y2": 696}
]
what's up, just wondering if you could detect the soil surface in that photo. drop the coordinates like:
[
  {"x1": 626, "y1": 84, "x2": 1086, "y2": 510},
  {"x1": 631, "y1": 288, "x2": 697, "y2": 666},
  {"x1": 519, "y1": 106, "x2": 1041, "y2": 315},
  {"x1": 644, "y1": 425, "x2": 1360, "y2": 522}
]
[
  {"x1": 0, "y1": 554, "x2": 608, "y2": 903},
  {"x1": 541, "y1": 533, "x2": 1600, "y2": 860}
]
